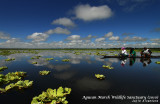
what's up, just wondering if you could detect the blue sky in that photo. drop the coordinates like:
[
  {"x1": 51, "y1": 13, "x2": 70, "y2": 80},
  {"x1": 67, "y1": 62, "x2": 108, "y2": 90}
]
[{"x1": 0, "y1": 0, "x2": 160, "y2": 48}]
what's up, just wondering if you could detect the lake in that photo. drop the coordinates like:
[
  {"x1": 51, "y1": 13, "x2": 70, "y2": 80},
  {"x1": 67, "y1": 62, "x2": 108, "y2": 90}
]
[{"x1": 0, "y1": 50, "x2": 160, "y2": 104}]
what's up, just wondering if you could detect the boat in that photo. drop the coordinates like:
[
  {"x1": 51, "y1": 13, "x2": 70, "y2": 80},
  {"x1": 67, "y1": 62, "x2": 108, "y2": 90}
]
[{"x1": 102, "y1": 55, "x2": 160, "y2": 59}]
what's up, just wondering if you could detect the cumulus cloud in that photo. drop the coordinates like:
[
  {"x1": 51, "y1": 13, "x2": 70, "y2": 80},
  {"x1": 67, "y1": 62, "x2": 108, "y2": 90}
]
[
  {"x1": 27, "y1": 32, "x2": 49, "y2": 42},
  {"x1": 123, "y1": 36, "x2": 147, "y2": 42},
  {"x1": 95, "y1": 37, "x2": 105, "y2": 42},
  {"x1": 82, "y1": 34, "x2": 97, "y2": 40},
  {"x1": 104, "y1": 32, "x2": 113, "y2": 38},
  {"x1": 52, "y1": 17, "x2": 75, "y2": 27},
  {"x1": 66, "y1": 35, "x2": 80, "y2": 40},
  {"x1": 109, "y1": 36, "x2": 119, "y2": 40},
  {"x1": 6, "y1": 38, "x2": 20, "y2": 43},
  {"x1": 74, "y1": 4, "x2": 113, "y2": 21},
  {"x1": 150, "y1": 38, "x2": 160, "y2": 42},
  {"x1": 0, "y1": 32, "x2": 10, "y2": 39},
  {"x1": 45, "y1": 27, "x2": 71, "y2": 35}
]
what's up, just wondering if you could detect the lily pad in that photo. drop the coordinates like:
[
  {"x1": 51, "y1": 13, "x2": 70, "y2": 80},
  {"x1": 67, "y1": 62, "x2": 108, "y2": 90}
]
[
  {"x1": 5, "y1": 58, "x2": 15, "y2": 61},
  {"x1": 46, "y1": 58, "x2": 54, "y2": 61},
  {"x1": 31, "y1": 86, "x2": 71, "y2": 104},
  {"x1": 62, "y1": 59, "x2": 70, "y2": 62},
  {"x1": 39, "y1": 70, "x2": 51, "y2": 75},
  {"x1": 0, "y1": 66, "x2": 8, "y2": 72},
  {"x1": 102, "y1": 65, "x2": 114, "y2": 69},
  {"x1": 95, "y1": 74, "x2": 105, "y2": 79},
  {"x1": 155, "y1": 61, "x2": 160, "y2": 64},
  {"x1": 32, "y1": 62, "x2": 37, "y2": 64},
  {"x1": 0, "y1": 71, "x2": 26, "y2": 84}
]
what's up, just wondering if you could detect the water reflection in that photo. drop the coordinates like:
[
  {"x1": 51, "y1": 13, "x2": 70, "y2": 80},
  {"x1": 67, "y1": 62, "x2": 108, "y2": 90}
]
[
  {"x1": 75, "y1": 77, "x2": 110, "y2": 91},
  {"x1": 129, "y1": 58, "x2": 136, "y2": 66},
  {"x1": 140, "y1": 58, "x2": 152, "y2": 67}
]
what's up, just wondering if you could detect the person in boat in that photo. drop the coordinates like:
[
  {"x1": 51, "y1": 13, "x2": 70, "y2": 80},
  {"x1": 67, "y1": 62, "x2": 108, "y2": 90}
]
[
  {"x1": 140, "y1": 47, "x2": 152, "y2": 57},
  {"x1": 119, "y1": 47, "x2": 128, "y2": 57},
  {"x1": 129, "y1": 48, "x2": 136, "y2": 57}
]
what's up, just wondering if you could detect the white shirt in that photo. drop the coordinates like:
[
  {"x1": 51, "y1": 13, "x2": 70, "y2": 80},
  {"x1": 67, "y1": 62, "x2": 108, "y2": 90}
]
[
  {"x1": 122, "y1": 50, "x2": 127, "y2": 55},
  {"x1": 143, "y1": 49, "x2": 150, "y2": 54}
]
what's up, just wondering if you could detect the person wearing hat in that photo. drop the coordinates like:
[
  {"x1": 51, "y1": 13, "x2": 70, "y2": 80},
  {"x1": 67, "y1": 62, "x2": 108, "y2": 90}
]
[
  {"x1": 119, "y1": 47, "x2": 128, "y2": 57},
  {"x1": 140, "y1": 47, "x2": 152, "y2": 57}
]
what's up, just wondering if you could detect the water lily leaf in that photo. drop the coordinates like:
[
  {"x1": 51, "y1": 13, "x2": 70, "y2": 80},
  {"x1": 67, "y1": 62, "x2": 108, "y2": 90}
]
[
  {"x1": 51, "y1": 100, "x2": 56, "y2": 104},
  {"x1": 57, "y1": 86, "x2": 64, "y2": 97},
  {"x1": 155, "y1": 61, "x2": 160, "y2": 64},
  {"x1": 31, "y1": 98, "x2": 40, "y2": 104},
  {"x1": 0, "y1": 88, "x2": 6, "y2": 93},
  {"x1": 5, "y1": 83, "x2": 15, "y2": 91},
  {"x1": 95, "y1": 74, "x2": 105, "y2": 79},
  {"x1": 39, "y1": 70, "x2": 51, "y2": 75}
]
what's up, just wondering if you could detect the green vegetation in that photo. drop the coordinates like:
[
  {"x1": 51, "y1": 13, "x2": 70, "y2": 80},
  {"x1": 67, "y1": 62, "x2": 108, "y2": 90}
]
[
  {"x1": 155, "y1": 61, "x2": 160, "y2": 64},
  {"x1": 0, "y1": 71, "x2": 26, "y2": 84},
  {"x1": 102, "y1": 65, "x2": 114, "y2": 69},
  {"x1": 0, "y1": 80, "x2": 33, "y2": 93},
  {"x1": 39, "y1": 70, "x2": 51, "y2": 75},
  {"x1": 62, "y1": 59, "x2": 70, "y2": 62},
  {"x1": 32, "y1": 62, "x2": 37, "y2": 64},
  {"x1": 0, "y1": 66, "x2": 8, "y2": 72},
  {"x1": 31, "y1": 86, "x2": 71, "y2": 104},
  {"x1": 5, "y1": 58, "x2": 15, "y2": 61},
  {"x1": 95, "y1": 74, "x2": 105, "y2": 79},
  {"x1": 46, "y1": 58, "x2": 54, "y2": 61},
  {"x1": 31, "y1": 56, "x2": 41, "y2": 59},
  {"x1": 0, "y1": 50, "x2": 39, "y2": 56}
]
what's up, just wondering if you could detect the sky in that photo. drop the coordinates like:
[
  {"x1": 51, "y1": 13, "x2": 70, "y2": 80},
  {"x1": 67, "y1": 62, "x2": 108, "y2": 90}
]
[{"x1": 0, "y1": 0, "x2": 160, "y2": 48}]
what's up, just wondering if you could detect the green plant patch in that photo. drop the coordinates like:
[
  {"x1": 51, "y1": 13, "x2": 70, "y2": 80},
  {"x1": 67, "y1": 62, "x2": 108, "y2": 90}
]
[
  {"x1": 5, "y1": 58, "x2": 15, "y2": 61},
  {"x1": 102, "y1": 65, "x2": 114, "y2": 69},
  {"x1": 0, "y1": 71, "x2": 26, "y2": 84},
  {"x1": 46, "y1": 58, "x2": 54, "y2": 61},
  {"x1": 31, "y1": 56, "x2": 41, "y2": 59},
  {"x1": 39, "y1": 70, "x2": 51, "y2": 75},
  {"x1": 0, "y1": 80, "x2": 33, "y2": 93},
  {"x1": 62, "y1": 59, "x2": 70, "y2": 62},
  {"x1": 95, "y1": 74, "x2": 105, "y2": 80},
  {"x1": 32, "y1": 62, "x2": 38, "y2": 64},
  {"x1": 0, "y1": 66, "x2": 8, "y2": 72},
  {"x1": 155, "y1": 61, "x2": 160, "y2": 64},
  {"x1": 31, "y1": 86, "x2": 71, "y2": 104}
]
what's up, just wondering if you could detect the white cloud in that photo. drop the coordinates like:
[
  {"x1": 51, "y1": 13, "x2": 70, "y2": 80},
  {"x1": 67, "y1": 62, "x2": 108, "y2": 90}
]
[
  {"x1": 45, "y1": 27, "x2": 71, "y2": 35},
  {"x1": 104, "y1": 32, "x2": 113, "y2": 38},
  {"x1": 150, "y1": 38, "x2": 160, "y2": 42},
  {"x1": 27, "y1": 32, "x2": 49, "y2": 42},
  {"x1": 123, "y1": 36, "x2": 147, "y2": 42},
  {"x1": 74, "y1": 4, "x2": 113, "y2": 21},
  {"x1": 95, "y1": 37, "x2": 105, "y2": 42},
  {"x1": 82, "y1": 34, "x2": 97, "y2": 40},
  {"x1": 0, "y1": 32, "x2": 10, "y2": 39},
  {"x1": 52, "y1": 17, "x2": 75, "y2": 27},
  {"x1": 109, "y1": 36, "x2": 119, "y2": 40},
  {"x1": 6, "y1": 38, "x2": 20, "y2": 43},
  {"x1": 66, "y1": 35, "x2": 80, "y2": 40}
]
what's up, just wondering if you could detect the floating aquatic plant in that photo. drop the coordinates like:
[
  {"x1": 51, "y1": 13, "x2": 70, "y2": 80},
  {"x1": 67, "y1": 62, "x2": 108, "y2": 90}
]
[
  {"x1": 102, "y1": 65, "x2": 114, "y2": 69},
  {"x1": 5, "y1": 58, "x2": 15, "y2": 61},
  {"x1": 31, "y1": 56, "x2": 41, "y2": 59},
  {"x1": 39, "y1": 70, "x2": 51, "y2": 75},
  {"x1": 0, "y1": 71, "x2": 26, "y2": 84},
  {"x1": 0, "y1": 66, "x2": 8, "y2": 72},
  {"x1": 46, "y1": 58, "x2": 54, "y2": 61},
  {"x1": 31, "y1": 86, "x2": 71, "y2": 104},
  {"x1": 0, "y1": 80, "x2": 33, "y2": 93},
  {"x1": 62, "y1": 59, "x2": 70, "y2": 62},
  {"x1": 32, "y1": 62, "x2": 37, "y2": 64},
  {"x1": 95, "y1": 74, "x2": 105, "y2": 79},
  {"x1": 155, "y1": 61, "x2": 160, "y2": 64}
]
